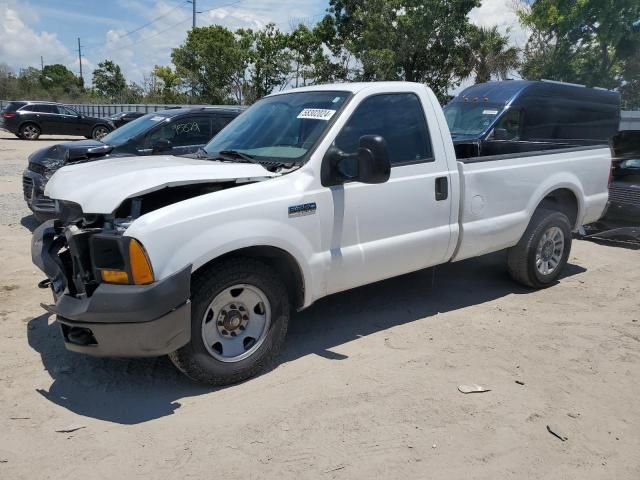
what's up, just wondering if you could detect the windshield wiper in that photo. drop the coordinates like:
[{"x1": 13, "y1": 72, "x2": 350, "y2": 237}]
[
  {"x1": 218, "y1": 150, "x2": 259, "y2": 163},
  {"x1": 199, "y1": 149, "x2": 297, "y2": 171}
]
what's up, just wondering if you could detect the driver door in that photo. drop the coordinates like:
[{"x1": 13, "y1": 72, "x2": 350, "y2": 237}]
[{"x1": 323, "y1": 93, "x2": 454, "y2": 294}]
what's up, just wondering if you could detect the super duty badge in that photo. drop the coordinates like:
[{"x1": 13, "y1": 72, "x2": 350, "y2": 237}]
[{"x1": 288, "y1": 203, "x2": 317, "y2": 218}]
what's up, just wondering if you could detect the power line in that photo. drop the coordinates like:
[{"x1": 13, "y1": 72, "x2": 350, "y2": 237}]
[{"x1": 83, "y1": 1, "x2": 190, "y2": 49}]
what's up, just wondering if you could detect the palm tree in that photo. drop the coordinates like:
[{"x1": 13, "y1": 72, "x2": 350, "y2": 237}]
[{"x1": 467, "y1": 26, "x2": 520, "y2": 83}]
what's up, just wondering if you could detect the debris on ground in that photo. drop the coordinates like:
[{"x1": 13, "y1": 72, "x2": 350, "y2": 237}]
[
  {"x1": 515, "y1": 380, "x2": 525, "y2": 385},
  {"x1": 458, "y1": 384, "x2": 491, "y2": 394},
  {"x1": 567, "y1": 412, "x2": 581, "y2": 419},
  {"x1": 55, "y1": 425, "x2": 86, "y2": 433},
  {"x1": 547, "y1": 425, "x2": 568, "y2": 441}
]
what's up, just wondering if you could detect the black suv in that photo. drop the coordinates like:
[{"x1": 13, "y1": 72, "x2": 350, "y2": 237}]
[
  {"x1": 23, "y1": 106, "x2": 242, "y2": 220},
  {"x1": 1, "y1": 101, "x2": 113, "y2": 140}
]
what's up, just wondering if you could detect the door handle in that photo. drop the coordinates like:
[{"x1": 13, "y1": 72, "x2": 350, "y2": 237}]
[{"x1": 435, "y1": 177, "x2": 448, "y2": 201}]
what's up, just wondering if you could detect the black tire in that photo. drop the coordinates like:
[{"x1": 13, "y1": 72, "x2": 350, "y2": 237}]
[
  {"x1": 507, "y1": 208, "x2": 572, "y2": 288},
  {"x1": 92, "y1": 125, "x2": 109, "y2": 140},
  {"x1": 169, "y1": 258, "x2": 290, "y2": 386},
  {"x1": 15, "y1": 133, "x2": 22, "y2": 138},
  {"x1": 19, "y1": 123, "x2": 41, "y2": 140}
]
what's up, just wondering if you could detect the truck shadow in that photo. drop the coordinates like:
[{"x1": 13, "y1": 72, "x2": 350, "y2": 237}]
[{"x1": 27, "y1": 251, "x2": 586, "y2": 425}]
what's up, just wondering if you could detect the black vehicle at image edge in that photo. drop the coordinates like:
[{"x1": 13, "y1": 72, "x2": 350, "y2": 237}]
[
  {"x1": 109, "y1": 111, "x2": 145, "y2": 128},
  {"x1": 23, "y1": 106, "x2": 242, "y2": 221},
  {"x1": 1, "y1": 101, "x2": 112, "y2": 140}
]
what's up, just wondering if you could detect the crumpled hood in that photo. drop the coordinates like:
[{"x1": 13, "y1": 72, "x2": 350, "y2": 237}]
[
  {"x1": 29, "y1": 139, "x2": 115, "y2": 170},
  {"x1": 45, "y1": 155, "x2": 278, "y2": 213}
]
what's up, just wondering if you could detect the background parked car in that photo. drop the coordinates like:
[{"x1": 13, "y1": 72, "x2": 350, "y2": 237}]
[
  {"x1": 584, "y1": 130, "x2": 640, "y2": 241},
  {"x1": 108, "y1": 111, "x2": 145, "y2": 128},
  {"x1": 0, "y1": 101, "x2": 113, "y2": 141},
  {"x1": 23, "y1": 106, "x2": 243, "y2": 220}
]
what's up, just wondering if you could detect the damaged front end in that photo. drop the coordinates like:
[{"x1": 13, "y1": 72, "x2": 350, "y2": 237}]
[
  {"x1": 32, "y1": 156, "x2": 279, "y2": 357},
  {"x1": 31, "y1": 199, "x2": 193, "y2": 358}
]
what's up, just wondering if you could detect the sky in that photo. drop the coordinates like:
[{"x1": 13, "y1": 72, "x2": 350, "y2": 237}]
[{"x1": 0, "y1": 0, "x2": 528, "y2": 86}]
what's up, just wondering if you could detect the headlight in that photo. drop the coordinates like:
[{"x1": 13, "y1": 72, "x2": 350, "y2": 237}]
[{"x1": 91, "y1": 236, "x2": 155, "y2": 285}]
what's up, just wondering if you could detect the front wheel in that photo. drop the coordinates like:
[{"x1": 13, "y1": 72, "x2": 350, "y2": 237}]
[
  {"x1": 169, "y1": 258, "x2": 290, "y2": 385},
  {"x1": 92, "y1": 125, "x2": 109, "y2": 140},
  {"x1": 507, "y1": 209, "x2": 573, "y2": 288}
]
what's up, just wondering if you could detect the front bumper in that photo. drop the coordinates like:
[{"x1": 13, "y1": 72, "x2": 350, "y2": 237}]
[
  {"x1": 22, "y1": 169, "x2": 56, "y2": 218},
  {"x1": 32, "y1": 220, "x2": 192, "y2": 357}
]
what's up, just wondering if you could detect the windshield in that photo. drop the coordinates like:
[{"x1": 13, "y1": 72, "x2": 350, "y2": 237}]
[
  {"x1": 100, "y1": 113, "x2": 169, "y2": 146},
  {"x1": 444, "y1": 102, "x2": 505, "y2": 136},
  {"x1": 204, "y1": 91, "x2": 351, "y2": 162}
]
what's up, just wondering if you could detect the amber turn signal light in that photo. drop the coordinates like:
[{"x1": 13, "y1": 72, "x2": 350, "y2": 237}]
[
  {"x1": 101, "y1": 269, "x2": 129, "y2": 284},
  {"x1": 129, "y1": 239, "x2": 155, "y2": 285}
]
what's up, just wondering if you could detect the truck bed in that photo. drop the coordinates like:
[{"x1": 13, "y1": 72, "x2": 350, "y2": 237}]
[{"x1": 452, "y1": 145, "x2": 611, "y2": 261}]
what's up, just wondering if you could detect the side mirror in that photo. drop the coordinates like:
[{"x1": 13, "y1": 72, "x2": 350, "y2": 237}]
[
  {"x1": 152, "y1": 138, "x2": 172, "y2": 154},
  {"x1": 357, "y1": 135, "x2": 391, "y2": 184},
  {"x1": 492, "y1": 128, "x2": 508, "y2": 141},
  {"x1": 321, "y1": 135, "x2": 391, "y2": 187}
]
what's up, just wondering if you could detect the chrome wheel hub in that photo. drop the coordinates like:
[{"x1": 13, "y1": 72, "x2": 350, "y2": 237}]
[
  {"x1": 201, "y1": 284, "x2": 270, "y2": 363},
  {"x1": 535, "y1": 226, "x2": 565, "y2": 276},
  {"x1": 23, "y1": 126, "x2": 38, "y2": 139}
]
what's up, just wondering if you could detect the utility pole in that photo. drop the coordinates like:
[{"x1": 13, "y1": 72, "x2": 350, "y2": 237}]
[
  {"x1": 40, "y1": 56, "x2": 44, "y2": 72},
  {"x1": 77, "y1": 37, "x2": 84, "y2": 85},
  {"x1": 191, "y1": 0, "x2": 196, "y2": 28}
]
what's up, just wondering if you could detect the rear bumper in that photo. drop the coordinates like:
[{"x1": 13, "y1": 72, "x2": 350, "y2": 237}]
[{"x1": 32, "y1": 220, "x2": 192, "y2": 357}]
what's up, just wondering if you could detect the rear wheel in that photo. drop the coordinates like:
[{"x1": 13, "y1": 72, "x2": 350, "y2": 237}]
[
  {"x1": 507, "y1": 209, "x2": 572, "y2": 288},
  {"x1": 169, "y1": 258, "x2": 290, "y2": 385},
  {"x1": 19, "y1": 123, "x2": 40, "y2": 140},
  {"x1": 92, "y1": 125, "x2": 109, "y2": 140}
]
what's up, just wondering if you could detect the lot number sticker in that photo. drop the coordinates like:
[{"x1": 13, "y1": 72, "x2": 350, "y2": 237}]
[{"x1": 297, "y1": 108, "x2": 336, "y2": 121}]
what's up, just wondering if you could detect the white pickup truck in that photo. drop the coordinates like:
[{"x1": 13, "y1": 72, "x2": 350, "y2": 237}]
[{"x1": 32, "y1": 82, "x2": 611, "y2": 385}]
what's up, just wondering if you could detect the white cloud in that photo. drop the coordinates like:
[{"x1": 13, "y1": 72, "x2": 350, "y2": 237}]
[
  {"x1": 82, "y1": 0, "x2": 323, "y2": 84},
  {"x1": 0, "y1": 3, "x2": 76, "y2": 72},
  {"x1": 468, "y1": 0, "x2": 529, "y2": 49}
]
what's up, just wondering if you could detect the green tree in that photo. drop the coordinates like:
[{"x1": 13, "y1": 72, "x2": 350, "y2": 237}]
[
  {"x1": 324, "y1": 0, "x2": 481, "y2": 101},
  {"x1": 17, "y1": 67, "x2": 46, "y2": 98},
  {"x1": 467, "y1": 26, "x2": 520, "y2": 83},
  {"x1": 152, "y1": 65, "x2": 183, "y2": 103},
  {"x1": 40, "y1": 64, "x2": 81, "y2": 94},
  {"x1": 620, "y1": 50, "x2": 640, "y2": 109},
  {"x1": 92, "y1": 60, "x2": 127, "y2": 99},
  {"x1": 518, "y1": 0, "x2": 640, "y2": 93},
  {"x1": 172, "y1": 25, "x2": 250, "y2": 104},
  {"x1": 246, "y1": 24, "x2": 291, "y2": 102},
  {"x1": 287, "y1": 23, "x2": 351, "y2": 86},
  {"x1": 0, "y1": 64, "x2": 19, "y2": 99}
]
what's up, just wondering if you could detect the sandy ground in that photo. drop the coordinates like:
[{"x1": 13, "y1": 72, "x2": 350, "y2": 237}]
[{"x1": 0, "y1": 130, "x2": 639, "y2": 479}]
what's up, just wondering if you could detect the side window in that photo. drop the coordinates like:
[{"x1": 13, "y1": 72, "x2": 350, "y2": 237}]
[
  {"x1": 493, "y1": 109, "x2": 521, "y2": 140},
  {"x1": 334, "y1": 93, "x2": 433, "y2": 165},
  {"x1": 60, "y1": 106, "x2": 78, "y2": 116},
  {"x1": 144, "y1": 116, "x2": 212, "y2": 148},
  {"x1": 37, "y1": 105, "x2": 59, "y2": 114},
  {"x1": 19, "y1": 105, "x2": 36, "y2": 112},
  {"x1": 212, "y1": 115, "x2": 234, "y2": 136}
]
